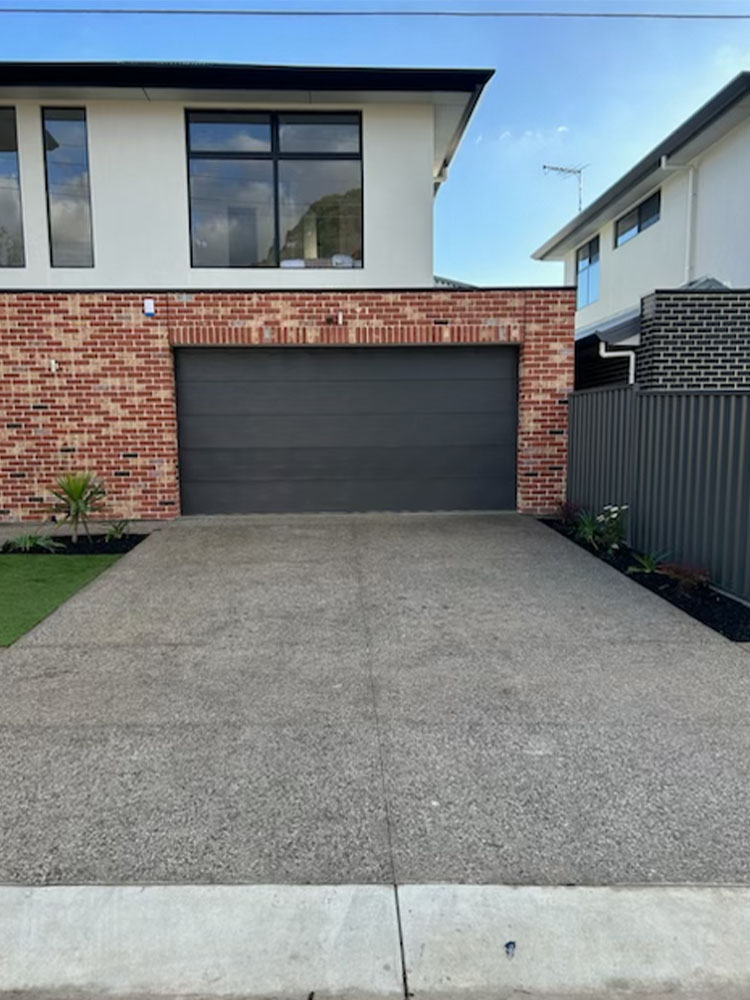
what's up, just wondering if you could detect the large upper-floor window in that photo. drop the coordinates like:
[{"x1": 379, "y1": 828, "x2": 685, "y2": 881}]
[
  {"x1": 186, "y1": 111, "x2": 363, "y2": 268},
  {"x1": 615, "y1": 190, "x2": 660, "y2": 247},
  {"x1": 0, "y1": 108, "x2": 24, "y2": 267},
  {"x1": 576, "y1": 235, "x2": 599, "y2": 309},
  {"x1": 42, "y1": 108, "x2": 94, "y2": 267}
]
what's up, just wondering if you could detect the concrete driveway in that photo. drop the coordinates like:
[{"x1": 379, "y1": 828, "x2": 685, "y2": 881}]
[{"x1": 2, "y1": 513, "x2": 750, "y2": 886}]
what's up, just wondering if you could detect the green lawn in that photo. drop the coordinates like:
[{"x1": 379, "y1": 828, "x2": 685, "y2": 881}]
[{"x1": 0, "y1": 554, "x2": 120, "y2": 645}]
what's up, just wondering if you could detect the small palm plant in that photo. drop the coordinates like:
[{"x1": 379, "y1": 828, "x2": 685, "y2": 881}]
[
  {"x1": 105, "y1": 519, "x2": 131, "y2": 541},
  {"x1": 573, "y1": 510, "x2": 600, "y2": 549},
  {"x1": 627, "y1": 551, "x2": 669, "y2": 575},
  {"x1": 50, "y1": 472, "x2": 106, "y2": 544}
]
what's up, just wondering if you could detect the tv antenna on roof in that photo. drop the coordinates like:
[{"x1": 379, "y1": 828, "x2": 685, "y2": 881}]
[{"x1": 543, "y1": 163, "x2": 587, "y2": 212}]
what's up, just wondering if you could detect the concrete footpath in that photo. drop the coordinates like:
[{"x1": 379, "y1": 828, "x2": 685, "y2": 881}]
[{"x1": 3, "y1": 883, "x2": 750, "y2": 998}]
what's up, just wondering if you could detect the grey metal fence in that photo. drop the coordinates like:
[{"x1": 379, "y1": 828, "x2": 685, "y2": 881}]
[{"x1": 567, "y1": 386, "x2": 750, "y2": 602}]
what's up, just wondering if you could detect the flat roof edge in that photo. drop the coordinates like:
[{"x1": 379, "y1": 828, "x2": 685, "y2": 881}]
[{"x1": 0, "y1": 61, "x2": 495, "y2": 93}]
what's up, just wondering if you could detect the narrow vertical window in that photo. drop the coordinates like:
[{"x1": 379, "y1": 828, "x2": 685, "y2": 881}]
[
  {"x1": 42, "y1": 108, "x2": 93, "y2": 267},
  {"x1": 0, "y1": 108, "x2": 24, "y2": 267},
  {"x1": 576, "y1": 235, "x2": 600, "y2": 309}
]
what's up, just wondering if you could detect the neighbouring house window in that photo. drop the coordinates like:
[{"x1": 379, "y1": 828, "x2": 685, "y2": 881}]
[
  {"x1": 576, "y1": 235, "x2": 600, "y2": 309},
  {"x1": 615, "y1": 190, "x2": 660, "y2": 247},
  {"x1": 186, "y1": 111, "x2": 363, "y2": 268},
  {"x1": 42, "y1": 108, "x2": 94, "y2": 267},
  {"x1": 0, "y1": 108, "x2": 24, "y2": 267}
]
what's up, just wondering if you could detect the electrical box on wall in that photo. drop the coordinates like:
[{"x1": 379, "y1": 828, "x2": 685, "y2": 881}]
[{"x1": 143, "y1": 298, "x2": 156, "y2": 317}]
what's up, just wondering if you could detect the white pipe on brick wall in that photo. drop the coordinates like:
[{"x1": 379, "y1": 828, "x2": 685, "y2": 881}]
[{"x1": 599, "y1": 340, "x2": 636, "y2": 385}]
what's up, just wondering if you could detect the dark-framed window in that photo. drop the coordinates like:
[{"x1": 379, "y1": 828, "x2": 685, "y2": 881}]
[
  {"x1": 615, "y1": 190, "x2": 660, "y2": 247},
  {"x1": 42, "y1": 107, "x2": 94, "y2": 267},
  {"x1": 186, "y1": 110, "x2": 363, "y2": 269},
  {"x1": 576, "y1": 235, "x2": 600, "y2": 309},
  {"x1": 0, "y1": 107, "x2": 25, "y2": 267}
]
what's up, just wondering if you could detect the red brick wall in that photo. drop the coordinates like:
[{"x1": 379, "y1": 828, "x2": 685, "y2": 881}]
[{"x1": 0, "y1": 288, "x2": 574, "y2": 520}]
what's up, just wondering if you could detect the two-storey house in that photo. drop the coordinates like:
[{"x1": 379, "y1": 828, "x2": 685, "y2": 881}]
[
  {"x1": 534, "y1": 72, "x2": 750, "y2": 391},
  {"x1": 1, "y1": 62, "x2": 573, "y2": 519}
]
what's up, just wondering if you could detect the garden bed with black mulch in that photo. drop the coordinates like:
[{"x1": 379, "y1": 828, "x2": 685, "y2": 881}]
[
  {"x1": 1, "y1": 533, "x2": 147, "y2": 556},
  {"x1": 542, "y1": 518, "x2": 750, "y2": 642}
]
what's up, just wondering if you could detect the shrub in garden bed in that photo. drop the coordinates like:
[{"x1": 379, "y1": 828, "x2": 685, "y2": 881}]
[
  {"x1": 1, "y1": 472, "x2": 147, "y2": 557},
  {"x1": 543, "y1": 504, "x2": 750, "y2": 642},
  {"x1": 2, "y1": 529, "x2": 146, "y2": 556}
]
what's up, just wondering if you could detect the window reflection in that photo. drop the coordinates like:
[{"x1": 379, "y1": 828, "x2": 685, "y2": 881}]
[
  {"x1": 188, "y1": 113, "x2": 271, "y2": 154},
  {"x1": 279, "y1": 160, "x2": 362, "y2": 267},
  {"x1": 189, "y1": 159, "x2": 275, "y2": 267},
  {"x1": 0, "y1": 108, "x2": 24, "y2": 267},
  {"x1": 187, "y1": 111, "x2": 362, "y2": 268},
  {"x1": 43, "y1": 108, "x2": 93, "y2": 267},
  {"x1": 279, "y1": 113, "x2": 360, "y2": 154},
  {"x1": 576, "y1": 235, "x2": 599, "y2": 309},
  {"x1": 615, "y1": 191, "x2": 660, "y2": 247}
]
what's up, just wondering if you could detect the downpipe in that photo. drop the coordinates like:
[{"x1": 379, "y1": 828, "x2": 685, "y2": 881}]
[{"x1": 599, "y1": 340, "x2": 636, "y2": 384}]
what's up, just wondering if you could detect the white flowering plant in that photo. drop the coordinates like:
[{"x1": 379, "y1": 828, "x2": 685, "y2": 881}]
[
  {"x1": 595, "y1": 504, "x2": 628, "y2": 552},
  {"x1": 574, "y1": 503, "x2": 628, "y2": 553}
]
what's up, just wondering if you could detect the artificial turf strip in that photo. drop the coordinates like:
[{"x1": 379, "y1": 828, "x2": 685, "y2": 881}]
[{"x1": 0, "y1": 554, "x2": 120, "y2": 646}]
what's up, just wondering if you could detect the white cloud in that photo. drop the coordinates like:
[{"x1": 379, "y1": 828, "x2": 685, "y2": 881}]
[
  {"x1": 494, "y1": 125, "x2": 569, "y2": 153},
  {"x1": 225, "y1": 134, "x2": 272, "y2": 153}
]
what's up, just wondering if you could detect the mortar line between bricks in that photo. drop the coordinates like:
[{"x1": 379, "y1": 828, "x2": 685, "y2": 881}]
[{"x1": 349, "y1": 518, "x2": 411, "y2": 1000}]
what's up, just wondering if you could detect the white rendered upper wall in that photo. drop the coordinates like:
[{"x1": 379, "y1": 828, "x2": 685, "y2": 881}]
[
  {"x1": 1, "y1": 97, "x2": 435, "y2": 289},
  {"x1": 691, "y1": 116, "x2": 750, "y2": 287}
]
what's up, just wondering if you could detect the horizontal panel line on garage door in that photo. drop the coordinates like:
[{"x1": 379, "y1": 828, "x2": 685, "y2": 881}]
[
  {"x1": 182, "y1": 475, "x2": 515, "y2": 486},
  {"x1": 179, "y1": 409, "x2": 518, "y2": 418},
  {"x1": 177, "y1": 383, "x2": 516, "y2": 417},
  {"x1": 176, "y1": 353, "x2": 518, "y2": 383},
  {"x1": 177, "y1": 377, "x2": 517, "y2": 384},
  {"x1": 182, "y1": 478, "x2": 517, "y2": 513},
  {"x1": 179, "y1": 445, "x2": 516, "y2": 482},
  {"x1": 180, "y1": 441, "x2": 514, "y2": 455},
  {"x1": 179, "y1": 415, "x2": 514, "y2": 449},
  {"x1": 180, "y1": 444, "x2": 517, "y2": 451}
]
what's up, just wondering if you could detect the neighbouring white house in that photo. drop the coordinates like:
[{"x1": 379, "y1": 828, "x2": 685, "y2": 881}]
[{"x1": 533, "y1": 72, "x2": 750, "y2": 389}]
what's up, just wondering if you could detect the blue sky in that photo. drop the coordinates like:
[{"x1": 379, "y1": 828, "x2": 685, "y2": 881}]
[{"x1": 2, "y1": 0, "x2": 750, "y2": 285}]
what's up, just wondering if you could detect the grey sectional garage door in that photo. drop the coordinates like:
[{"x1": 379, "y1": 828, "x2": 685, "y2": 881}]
[{"x1": 175, "y1": 346, "x2": 518, "y2": 514}]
